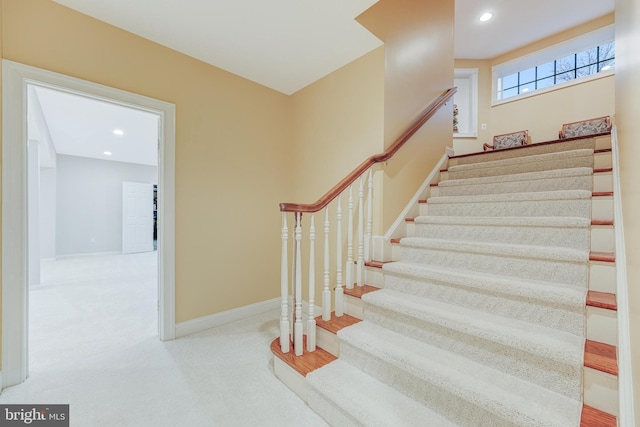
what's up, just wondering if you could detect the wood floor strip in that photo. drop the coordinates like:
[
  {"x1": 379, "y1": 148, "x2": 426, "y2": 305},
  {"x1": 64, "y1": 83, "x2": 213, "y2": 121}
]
[
  {"x1": 315, "y1": 312, "x2": 361, "y2": 334},
  {"x1": 587, "y1": 291, "x2": 617, "y2": 311},
  {"x1": 270, "y1": 337, "x2": 336, "y2": 377},
  {"x1": 590, "y1": 252, "x2": 615, "y2": 263},
  {"x1": 344, "y1": 284, "x2": 381, "y2": 299},
  {"x1": 593, "y1": 191, "x2": 614, "y2": 197},
  {"x1": 594, "y1": 168, "x2": 613, "y2": 173},
  {"x1": 581, "y1": 405, "x2": 617, "y2": 427},
  {"x1": 584, "y1": 340, "x2": 618, "y2": 376},
  {"x1": 365, "y1": 261, "x2": 386, "y2": 269},
  {"x1": 591, "y1": 220, "x2": 614, "y2": 226}
]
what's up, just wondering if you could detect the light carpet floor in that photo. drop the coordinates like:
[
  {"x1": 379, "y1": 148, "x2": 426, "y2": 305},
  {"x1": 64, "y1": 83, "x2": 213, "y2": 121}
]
[{"x1": 0, "y1": 252, "x2": 328, "y2": 427}]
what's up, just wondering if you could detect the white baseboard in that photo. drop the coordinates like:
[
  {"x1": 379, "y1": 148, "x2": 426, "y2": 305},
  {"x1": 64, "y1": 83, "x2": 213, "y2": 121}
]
[
  {"x1": 175, "y1": 297, "x2": 280, "y2": 338},
  {"x1": 0, "y1": 371, "x2": 3, "y2": 392}
]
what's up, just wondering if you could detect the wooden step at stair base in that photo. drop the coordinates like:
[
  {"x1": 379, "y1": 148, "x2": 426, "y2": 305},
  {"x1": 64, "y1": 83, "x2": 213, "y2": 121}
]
[
  {"x1": 344, "y1": 285, "x2": 381, "y2": 299},
  {"x1": 587, "y1": 291, "x2": 617, "y2": 311},
  {"x1": 584, "y1": 340, "x2": 618, "y2": 376},
  {"x1": 590, "y1": 252, "x2": 616, "y2": 263},
  {"x1": 581, "y1": 405, "x2": 617, "y2": 427},
  {"x1": 271, "y1": 336, "x2": 336, "y2": 377},
  {"x1": 315, "y1": 312, "x2": 361, "y2": 356}
]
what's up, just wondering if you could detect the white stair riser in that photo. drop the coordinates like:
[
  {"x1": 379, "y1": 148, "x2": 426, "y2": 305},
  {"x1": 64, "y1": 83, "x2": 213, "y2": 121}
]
[
  {"x1": 344, "y1": 294, "x2": 365, "y2": 319},
  {"x1": 382, "y1": 272, "x2": 583, "y2": 335},
  {"x1": 364, "y1": 266, "x2": 384, "y2": 288},
  {"x1": 414, "y1": 222, "x2": 589, "y2": 251},
  {"x1": 400, "y1": 245, "x2": 588, "y2": 286},
  {"x1": 419, "y1": 202, "x2": 428, "y2": 216},
  {"x1": 594, "y1": 172, "x2": 613, "y2": 193},
  {"x1": 584, "y1": 368, "x2": 619, "y2": 416},
  {"x1": 592, "y1": 196, "x2": 613, "y2": 222},
  {"x1": 438, "y1": 175, "x2": 592, "y2": 197},
  {"x1": 428, "y1": 198, "x2": 591, "y2": 218},
  {"x1": 589, "y1": 262, "x2": 616, "y2": 293},
  {"x1": 586, "y1": 306, "x2": 618, "y2": 346},
  {"x1": 316, "y1": 327, "x2": 340, "y2": 357},
  {"x1": 594, "y1": 151, "x2": 613, "y2": 169},
  {"x1": 360, "y1": 306, "x2": 581, "y2": 400},
  {"x1": 591, "y1": 226, "x2": 615, "y2": 253},
  {"x1": 273, "y1": 357, "x2": 308, "y2": 401}
]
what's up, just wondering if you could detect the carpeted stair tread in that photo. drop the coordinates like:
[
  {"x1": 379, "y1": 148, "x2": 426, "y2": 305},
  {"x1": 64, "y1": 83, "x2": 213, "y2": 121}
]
[
  {"x1": 362, "y1": 289, "x2": 583, "y2": 367},
  {"x1": 439, "y1": 167, "x2": 593, "y2": 187},
  {"x1": 306, "y1": 359, "x2": 458, "y2": 427},
  {"x1": 337, "y1": 321, "x2": 582, "y2": 427},
  {"x1": 448, "y1": 149, "x2": 594, "y2": 173},
  {"x1": 382, "y1": 261, "x2": 585, "y2": 308},
  {"x1": 382, "y1": 261, "x2": 586, "y2": 335},
  {"x1": 414, "y1": 215, "x2": 590, "y2": 228},
  {"x1": 412, "y1": 216, "x2": 591, "y2": 250},
  {"x1": 400, "y1": 237, "x2": 588, "y2": 263},
  {"x1": 428, "y1": 189, "x2": 592, "y2": 205}
]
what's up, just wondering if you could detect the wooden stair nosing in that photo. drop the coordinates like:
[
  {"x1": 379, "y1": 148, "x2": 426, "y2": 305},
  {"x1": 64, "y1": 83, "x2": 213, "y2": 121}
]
[
  {"x1": 590, "y1": 252, "x2": 615, "y2": 263},
  {"x1": 593, "y1": 191, "x2": 614, "y2": 197},
  {"x1": 343, "y1": 284, "x2": 381, "y2": 299},
  {"x1": 586, "y1": 290, "x2": 617, "y2": 311},
  {"x1": 594, "y1": 167, "x2": 613, "y2": 173},
  {"x1": 591, "y1": 220, "x2": 613, "y2": 226},
  {"x1": 418, "y1": 199, "x2": 428, "y2": 204},
  {"x1": 270, "y1": 337, "x2": 336, "y2": 377},
  {"x1": 584, "y1": 340, "x2": 618, "y2": 376},
  {"x1": 364, "y1": 260, "x2": 387, "y2": 269},
  {"x1": 315, "y1": 312, "x2": 361, "y2": 334},
  {"x1": 581, "y1": 405, "x2": 617, "y2": 427},
  {"x1": 594, "y1": 148, "x2": 613, "y2": 154},
  {"x1": 391, "y1": 238, "x2": 401, "y2": 244}
]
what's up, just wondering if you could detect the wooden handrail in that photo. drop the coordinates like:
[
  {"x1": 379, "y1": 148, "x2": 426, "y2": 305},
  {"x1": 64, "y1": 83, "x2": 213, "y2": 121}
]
[{"x1": 280, "y1": 87, "x2": 457, "y2": 213}]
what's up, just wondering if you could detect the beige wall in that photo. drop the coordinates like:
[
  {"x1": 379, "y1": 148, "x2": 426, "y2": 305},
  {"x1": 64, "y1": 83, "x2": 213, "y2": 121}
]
[
  {"x1": 615, "y1": 0, "x2": 640, "y2": 422},
  {"x1": 1, "y1": 0, "x2": 292, "y2": 323},
  {"x1": 358, "y1": 0, "x2": 455, "y2": 230},
  {"x1": 454, "y1": 14, "x2": 616, "y2": 155},
  {"x1": 289, "y1": 48, "x2": 385, "y2": 204}
]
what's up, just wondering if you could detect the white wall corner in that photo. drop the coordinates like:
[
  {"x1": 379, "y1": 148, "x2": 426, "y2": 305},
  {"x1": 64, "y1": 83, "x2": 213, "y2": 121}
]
[
  {"x1": 384, "y1": 153, "x2": 449, "y2": 241},
  {"x1": 175, "y1": 297, "x2": 280, "y2": 338}
]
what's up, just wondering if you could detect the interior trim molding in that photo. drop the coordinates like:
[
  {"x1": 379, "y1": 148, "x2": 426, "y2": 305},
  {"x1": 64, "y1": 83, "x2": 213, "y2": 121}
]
[
  {"x1": 610, "y1": 125, "x2": 636, "y2": 426},
  {"x1": 2, "y1": 60, "x2": 177, "y2": 388},
  {"x1": 176, "y1": 298, "x2": 280, "y2": 338}
]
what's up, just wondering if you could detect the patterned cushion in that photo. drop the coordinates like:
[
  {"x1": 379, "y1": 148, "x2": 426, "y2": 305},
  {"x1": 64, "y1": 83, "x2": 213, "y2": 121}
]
[
  {"x1": 561, "y1": 116, "x2": 611, "y2": 139},
  {"x1": 493, "y1": 131, "x2": 528, "y2": 150}
]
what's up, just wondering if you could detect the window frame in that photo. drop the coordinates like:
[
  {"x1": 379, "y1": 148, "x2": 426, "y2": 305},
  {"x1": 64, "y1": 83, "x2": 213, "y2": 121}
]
[{"x1": 491, "y1": 25, "x2": 615, "y2": 106}]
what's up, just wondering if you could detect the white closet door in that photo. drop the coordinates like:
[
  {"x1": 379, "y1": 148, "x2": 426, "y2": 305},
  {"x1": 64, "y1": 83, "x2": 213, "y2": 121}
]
[{"x1": 122, "y1": 181, "x2": 154, "y2": 254}]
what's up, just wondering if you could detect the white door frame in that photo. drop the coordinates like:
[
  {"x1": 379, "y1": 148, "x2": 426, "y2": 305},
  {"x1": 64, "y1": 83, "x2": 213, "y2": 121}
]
[{"x1": 1, "y1": 60, "x2": 176, "y2": 388}]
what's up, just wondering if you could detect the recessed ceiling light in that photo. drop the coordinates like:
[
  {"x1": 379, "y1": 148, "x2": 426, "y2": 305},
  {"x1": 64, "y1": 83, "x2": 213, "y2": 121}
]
[
  {"x1": 479, "y1": 12, "x2": 493, "y2": 22},
  {"x1": 113, "y1": 129, "x2": 124, "y2": 136},
  {"x1": 104, "y1": 151, "x2": 112, "y2": 156}
]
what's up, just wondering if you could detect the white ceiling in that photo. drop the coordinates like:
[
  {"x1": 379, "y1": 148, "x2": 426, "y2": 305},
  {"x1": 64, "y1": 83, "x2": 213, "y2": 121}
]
[
  {"x1": 34, "y1": 86, "x2": 159, "y2": 166},
  {"x1": 41, "y1": 0, "x2": 614, "y2": 166}
]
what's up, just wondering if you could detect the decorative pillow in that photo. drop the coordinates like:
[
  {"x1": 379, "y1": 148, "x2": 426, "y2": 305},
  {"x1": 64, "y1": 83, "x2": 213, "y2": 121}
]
[
  {"x1": 562, "y1": 117, "x2": 611, "y2": 139},
  {"x1": 493, "y1": 131, "x2": 527, "y2": 150}
]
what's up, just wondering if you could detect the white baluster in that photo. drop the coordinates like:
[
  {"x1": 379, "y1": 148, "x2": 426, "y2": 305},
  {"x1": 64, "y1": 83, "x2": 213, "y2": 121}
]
[
  {"x1": 357, "y1": 177, "x2": 364, "y2": 288},
  {"x1": 307, "y1": 215, "x2": 316, "y2": 352},
  {"x1": 294, "y1": 213, "x2": 303, "y2": 356},
  {"x1": 345, "y1": 186, "x2": 354, "y2": 290},
  {"x1": 366, "y1": 169, "x2": 373, "y2": 262},
  {"x1": 335, "y1": 196, "x2": 344, "y2": 317},
  {"x1": 322, "y1": 208, "x2": 331, "y2": 321},
  {"x1": 279, "y1": 212, "x2": 290, "y2": 353}
]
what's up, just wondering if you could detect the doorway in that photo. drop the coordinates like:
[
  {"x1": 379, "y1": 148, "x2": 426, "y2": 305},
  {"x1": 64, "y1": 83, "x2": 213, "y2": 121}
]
[{"x1": 2, "y1": 60, "x2": 176, "y2": 389}]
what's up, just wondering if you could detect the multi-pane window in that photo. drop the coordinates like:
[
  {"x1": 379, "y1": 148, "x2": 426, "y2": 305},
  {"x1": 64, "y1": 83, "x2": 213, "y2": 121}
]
[{"x1": 496, "y1": 41, "x2": 615, "y2": 101}]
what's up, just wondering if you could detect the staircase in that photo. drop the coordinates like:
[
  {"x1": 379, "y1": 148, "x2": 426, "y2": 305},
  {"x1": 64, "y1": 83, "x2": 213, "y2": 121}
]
[{"x1": 272, "y1": 132, "x2": 619, "y2": 426}]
